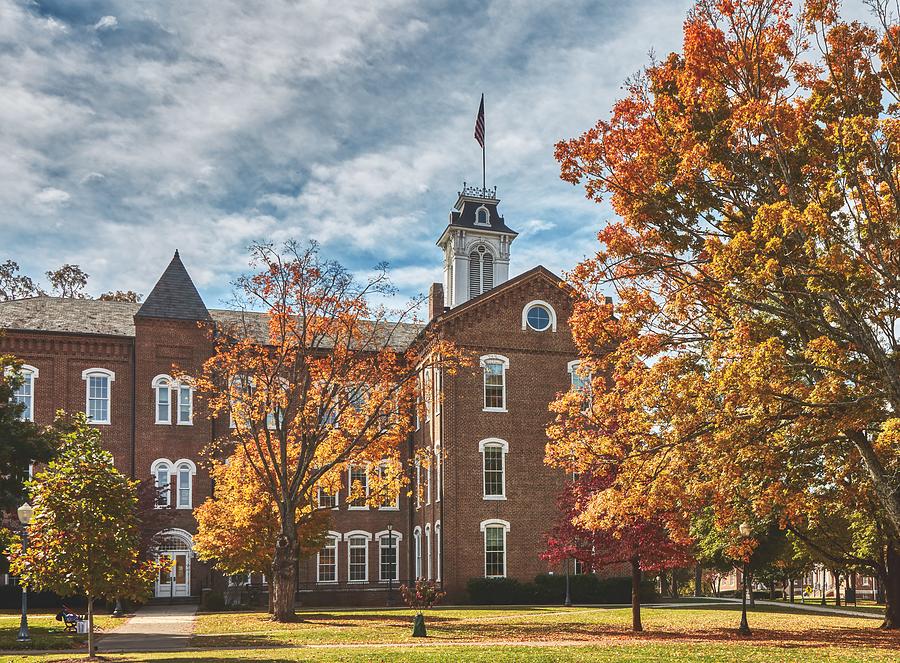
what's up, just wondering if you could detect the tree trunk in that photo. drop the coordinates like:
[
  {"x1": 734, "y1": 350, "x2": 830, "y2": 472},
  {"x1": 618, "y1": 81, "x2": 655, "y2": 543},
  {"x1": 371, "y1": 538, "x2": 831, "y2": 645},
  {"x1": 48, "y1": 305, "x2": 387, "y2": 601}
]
[
  {"x1": 631, "y1": 556, "x2": 643, "y2": 632},
  {"x1": 694, "y1": 563, "x2": 702, "y2": 597},
  {"x1": 821, "y1": 568, "x2": 827, "y2": 606},
  {"x1": 87, "y1": 594, "x2": 95, "y2": 658},
  {"x1": 789, "y1": 577, "x2": 795, "y2": 603},
  {"x1": 881, "y1": 542, "x2": 900, "y2": 629},
  {"x1": 833, "y1": 571, "x2": 841, "y2": 606},
  {"x1": 769, "y1": 580, "x2": 775, "y2": 600},
  {"x1": 670, "y1": 569, "x2": 678, "y2": 598},
  {"x1": 272, "y1": 524, "x2": 298, "y2": 622},
  {"x1": 847, "y1": 431, "x2": 900, "y2": 542}
]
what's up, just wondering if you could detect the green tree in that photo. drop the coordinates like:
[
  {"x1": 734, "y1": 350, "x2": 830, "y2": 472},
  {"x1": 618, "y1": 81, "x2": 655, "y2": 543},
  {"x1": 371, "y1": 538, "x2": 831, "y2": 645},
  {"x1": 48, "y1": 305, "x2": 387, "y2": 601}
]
[
  {"x1": 6, "y1": 414, "x2": 158, "y2": 658},
  {"x1": 0, "y1": 355, "x2": 54, "y2": 508}
]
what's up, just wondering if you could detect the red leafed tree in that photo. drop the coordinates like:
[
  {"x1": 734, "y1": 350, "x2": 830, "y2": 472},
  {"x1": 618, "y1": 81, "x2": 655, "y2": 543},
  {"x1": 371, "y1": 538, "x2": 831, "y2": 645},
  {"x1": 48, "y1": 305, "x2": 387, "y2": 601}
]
[{"x1": 543, "y1": 473, "x2": 693, "y2": 632}]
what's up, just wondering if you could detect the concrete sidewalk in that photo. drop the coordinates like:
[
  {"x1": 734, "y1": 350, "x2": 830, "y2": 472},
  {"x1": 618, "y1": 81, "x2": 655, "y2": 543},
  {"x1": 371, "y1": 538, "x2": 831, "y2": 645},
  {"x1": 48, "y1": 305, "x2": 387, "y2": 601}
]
[
  {"x1": 97, "y1": 603, "x2": 197, "y2": 653},
  {"x1": 716, "y1": 596, "x2": 882, "y2": 619}
]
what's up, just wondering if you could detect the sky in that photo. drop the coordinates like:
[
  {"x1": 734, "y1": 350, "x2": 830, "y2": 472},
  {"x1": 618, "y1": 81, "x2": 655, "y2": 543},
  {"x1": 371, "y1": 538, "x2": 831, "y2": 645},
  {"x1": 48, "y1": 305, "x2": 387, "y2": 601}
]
[{"x1": 0, "y1": 0, "x2": 875, "y2": 311}]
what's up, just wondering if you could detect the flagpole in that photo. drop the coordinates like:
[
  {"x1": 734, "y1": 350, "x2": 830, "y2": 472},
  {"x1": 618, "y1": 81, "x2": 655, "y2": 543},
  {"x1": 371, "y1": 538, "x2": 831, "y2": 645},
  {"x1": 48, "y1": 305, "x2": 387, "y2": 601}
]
[{"x1": 482, "y1": 141, "x2": 486, "y2": 192}]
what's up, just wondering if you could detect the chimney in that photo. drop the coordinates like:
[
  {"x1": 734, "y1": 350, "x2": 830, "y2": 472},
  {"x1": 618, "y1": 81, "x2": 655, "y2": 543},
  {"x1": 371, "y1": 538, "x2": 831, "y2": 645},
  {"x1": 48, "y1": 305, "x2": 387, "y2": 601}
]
[{"x1": 428, "y1": 283, "x2": 444, "y2": 321}]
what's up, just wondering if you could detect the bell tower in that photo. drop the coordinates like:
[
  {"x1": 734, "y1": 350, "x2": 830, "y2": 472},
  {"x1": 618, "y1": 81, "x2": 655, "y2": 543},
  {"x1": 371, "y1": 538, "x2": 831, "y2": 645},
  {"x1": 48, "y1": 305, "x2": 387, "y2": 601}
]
[{"x1": 436, "y1": 183, "x2": 518, "y2": 308}]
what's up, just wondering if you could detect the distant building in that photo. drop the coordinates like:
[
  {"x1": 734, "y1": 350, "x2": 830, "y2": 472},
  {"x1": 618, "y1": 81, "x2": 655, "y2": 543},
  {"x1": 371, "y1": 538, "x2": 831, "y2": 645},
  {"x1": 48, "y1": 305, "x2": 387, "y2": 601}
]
[{"x1": 1, "y1": 183, "x2": 584, "y2": 604}]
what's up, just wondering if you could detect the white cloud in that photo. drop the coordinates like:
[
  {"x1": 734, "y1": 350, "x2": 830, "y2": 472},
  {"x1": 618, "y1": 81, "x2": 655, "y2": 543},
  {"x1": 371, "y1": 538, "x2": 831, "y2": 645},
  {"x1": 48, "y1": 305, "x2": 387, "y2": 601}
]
[
  {"x1": 94, "y1": 16, "x2": 118, "y2": 31},
  {"x1": 32, "y1": 187, "x2": 70, "y2": 209}
]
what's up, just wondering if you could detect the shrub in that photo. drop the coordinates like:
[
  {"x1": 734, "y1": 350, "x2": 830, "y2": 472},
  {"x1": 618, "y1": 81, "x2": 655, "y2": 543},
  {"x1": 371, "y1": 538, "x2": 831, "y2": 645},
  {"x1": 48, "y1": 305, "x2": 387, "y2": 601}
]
[
  {"x1": 400, "y1": 579, "x2": 446, "y2": 613},
  {"x1": 467, "y1": 574, "x2": 656, "y2": 605},
  {"x1": 204, "y1": 591, "x2": 226, "y2": 611}
]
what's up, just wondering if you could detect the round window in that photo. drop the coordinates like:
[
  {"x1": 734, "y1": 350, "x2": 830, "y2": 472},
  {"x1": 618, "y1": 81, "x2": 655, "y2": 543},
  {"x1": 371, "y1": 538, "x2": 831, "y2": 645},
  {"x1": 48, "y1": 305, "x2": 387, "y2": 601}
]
[{"x1": 526, "y1": 305, "x2": 552, "y2": 331}]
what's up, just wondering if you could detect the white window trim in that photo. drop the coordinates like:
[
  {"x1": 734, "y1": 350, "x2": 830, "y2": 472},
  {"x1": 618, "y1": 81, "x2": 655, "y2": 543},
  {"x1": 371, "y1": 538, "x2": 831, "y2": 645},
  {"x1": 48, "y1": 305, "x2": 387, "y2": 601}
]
[
  {"x1": 345, "y1": 530, "x2": 372, "y2": 583},
  {"x1": 480, "y1": 354, "x2": 509, "y2": 413},
  {"x1": 435, "y1": 448, "x2": 442, "y2": 503},
  {"x1": 318, "y1": 487, "x2": 339, "y2": 510},
  {"x1": 81, "y1": 368, "x2": 115, "y2": 425},
  {"x1": 425, "y1": 524, "x2": 432, "y2": 580},
  {"x1": 151, "y1": 458, "x2": 173, "y2": 509},
  {"x1": 413, "y1": 526, "x2": 423, "y2": 580},
  {"x1": 177, "y1": 382, "x2": 194, "y2": 426},
  {"x1": 435, "y1": 521, "x2": 442, "y2": 582},
  {"x1": 174, "y1": 458, "x2": 197, "y2": 510},
  {"x1": 152, "y1": 374, "x2": 172, "y2": 425},
  {"x1": 474, "y1": 204, "x2": 491, "y2": 227},
  {"x1": 480, "y1": 518, "x2": 511, "y2": 578},
  {"x1": 479, "y1": 438, "x2": 509, "y2": 501},
  {"x1": 14, "y1": 364, "x2": 39, "y2": 422},
  {"x1": 522, "y1": 300, "x2": 558, "y2": 332},
  {"x1": 317, "y1": 531, "x2": 341, "y2": 584},
  {"x1": 347, "y1": 465, "x2": 370, "y2": 510},
  {"x1": 376, "y1": 530, "x2": 403, "y2": 583}
]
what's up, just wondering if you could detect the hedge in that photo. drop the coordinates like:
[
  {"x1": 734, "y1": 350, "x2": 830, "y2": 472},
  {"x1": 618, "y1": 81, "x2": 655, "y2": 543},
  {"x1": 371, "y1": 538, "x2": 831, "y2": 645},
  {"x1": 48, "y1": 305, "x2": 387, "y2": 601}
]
[
  {"x1": 0, "y1": 585, "x2": 109, "y2": 610},
  {"x1": 467, "y1": 574, "x2": 657, "y2": 605}
]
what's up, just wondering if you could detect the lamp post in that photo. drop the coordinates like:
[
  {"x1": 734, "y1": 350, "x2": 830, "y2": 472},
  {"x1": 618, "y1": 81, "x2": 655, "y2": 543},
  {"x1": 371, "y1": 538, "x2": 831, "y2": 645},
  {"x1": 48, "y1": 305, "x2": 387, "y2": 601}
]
[
  {"x1": 387, "y1": 523, "x2": 395, "y2": 608},
  {"x1": 564, "y1": 556, "x2": 572, "y2": 607},
  {"x1": 17, "y1": 502, "x2": 33, "y2": 643},
  {"x1": 738, "y1": 521, "x2": 752, "y2": 636}
]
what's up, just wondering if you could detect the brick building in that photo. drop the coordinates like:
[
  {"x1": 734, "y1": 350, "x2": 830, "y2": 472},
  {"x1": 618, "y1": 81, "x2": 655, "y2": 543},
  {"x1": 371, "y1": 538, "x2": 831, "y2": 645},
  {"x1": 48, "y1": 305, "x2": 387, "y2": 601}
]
[{"x1": 1, "y1": 184, "x2": 583, "y2": 604}]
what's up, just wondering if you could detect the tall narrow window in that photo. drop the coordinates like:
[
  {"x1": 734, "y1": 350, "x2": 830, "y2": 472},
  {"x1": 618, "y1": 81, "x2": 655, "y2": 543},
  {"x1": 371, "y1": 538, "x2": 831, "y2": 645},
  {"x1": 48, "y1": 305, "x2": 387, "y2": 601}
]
[
  {"x1": 177, "y1": 384, "x2": 193, "y2": 425},
  {"x1": 481, "y1": 355, "x2": 508, "y2": 411},
  {"x1": 435, "y1": 521, "x2": 442, "y2": 581},
  {"x1": 481, "y1": 520, "x2": 510, "y2": 578},
  {"x1": 317, "y1": 535, "x2": 338, "y2": 583},
  {"x1": 82, "y1": 369, "x2": 114, "y2": 424},
  {"x1": 348, "y1": 465, "x2": 369, "y2": 509},
  {"x1": 415, "y1": 461, "x2": 421, "y2": 508},
  {"x1": 152, "y1": 375, "x2": 172, "y2": 424},
  {"x1": 12, "y1": 365, "x2": 37, "y2": 422},
  {"x1": 377, "y1": 463, "x2": 399, "y2": 510},
  {"x1": 480, "y1": 438, "x2": 508, "y2": 500},
  {"x1": 413, "y1": 527, "x2": 423, "y2": 579},
  {"x1": 379, "y1": 533, "x2": 399, "y2": 582},
  {"x1": 152, "y1": 459, "x2": 172, "y2": 508},
  {"x1": 348, "y1": 535, "x2": 369, "y2": 582},
  {"x1": 175, "y1": 460, "x2": 195, "y2": 509},
  {"x1": 426, "y1": 464, "x2": 432, "y2": 505},
  {"x1": 568, "y1": 360, "x2": 590, "y2": 392},
  {"x1": 469, "y1": 251, "x2": 481, "y2": 299},
  {"x1": 435, "y1": 452, "x2": 442, "y2": 502},
  {"x1": 482, "y1": 252, "x2": 494, "y2": 291},
  {"x1": 425, "y1": 524, "x2": 432, "y2": 580}
]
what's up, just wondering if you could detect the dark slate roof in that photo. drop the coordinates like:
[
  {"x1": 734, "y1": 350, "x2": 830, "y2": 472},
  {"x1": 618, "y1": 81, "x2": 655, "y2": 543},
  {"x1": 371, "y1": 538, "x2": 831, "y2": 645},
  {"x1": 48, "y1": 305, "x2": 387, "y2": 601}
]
[
  {"x1": 0, "y1": 297, "x2": 424, "y2": 350},
  {"x1": 135, "y1": 250, "x2": 211, "y2": 321},
  {"x1": 446, "y1": 193, "x2": 517, "y2": 235}
]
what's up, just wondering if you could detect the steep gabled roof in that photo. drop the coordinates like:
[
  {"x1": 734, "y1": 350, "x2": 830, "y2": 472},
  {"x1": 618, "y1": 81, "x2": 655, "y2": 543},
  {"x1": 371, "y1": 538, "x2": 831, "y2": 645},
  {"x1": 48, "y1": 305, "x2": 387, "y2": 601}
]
[{"x1": 135, "y1": 250, "x2": 211, "y2": 321}]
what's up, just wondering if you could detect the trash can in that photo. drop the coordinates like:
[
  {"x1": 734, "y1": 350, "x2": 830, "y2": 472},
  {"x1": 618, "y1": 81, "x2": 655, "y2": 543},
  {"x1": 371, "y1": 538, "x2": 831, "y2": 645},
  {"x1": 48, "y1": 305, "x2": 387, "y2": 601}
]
[{"x1": 76, "y1": 619, "x2": 88, "y2": 634}]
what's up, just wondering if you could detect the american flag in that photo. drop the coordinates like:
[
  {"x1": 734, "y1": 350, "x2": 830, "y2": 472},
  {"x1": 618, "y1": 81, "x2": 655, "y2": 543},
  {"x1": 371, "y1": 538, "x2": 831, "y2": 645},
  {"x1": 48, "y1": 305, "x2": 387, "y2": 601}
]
[{"x1": 474, "y1": 94, "x2": 485, "y2": 149}]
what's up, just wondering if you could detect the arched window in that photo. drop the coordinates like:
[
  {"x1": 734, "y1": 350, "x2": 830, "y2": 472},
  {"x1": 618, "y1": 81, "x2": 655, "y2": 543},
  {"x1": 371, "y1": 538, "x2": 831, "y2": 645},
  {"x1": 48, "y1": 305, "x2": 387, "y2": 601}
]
[
  {"x1": 151, "y1": 458, "x2": 173, "y2": 508},
  {"x1": 479, "y1": 438, "x2": 508, "y2": 499},
  {"x1": 480, "y1": 354, "x2": 509, "y2": 412},
  {"x1": 346, "y1": 531, "x2": 372, "y2": 582},
  {"x1": 480, "y1": 519, "x2": 510, "y2": 578},
  {"x1": 413, "y1": 526, "x2": 423, "y2": 579},
  {"x1": 152, "y1": 375, "x2": 172, "y2": 424},
  {"x1": 435, "y1": 521, "x2": 442, "y2": 581},
  {"x1": 12, "y1": 364, "x2": 38, "y2": 422},
  {"x1": 425, "y1": 523, "x2": 432, "y2": 580},
  {"x1": 377, "y1": 530, "x2": 402, "y2": 582},
  {"x1": 317, "y1": 531, "x2": 340, "y2": 583},
  {"x1": 567, "y1": 360, "x2": 590, "y2": 392},
  {"x1": 468, "y1": 245, "x2": 495, "y2": 299},
  {"x1": 82, "y1": 368, "x2": 115, "y2": 424},
  {"x1": 475, "y1": 205, "x2": 490, "y2": 226},
  {"x1": 174, "y1": 459, "x2": 196, "y2": 509}
]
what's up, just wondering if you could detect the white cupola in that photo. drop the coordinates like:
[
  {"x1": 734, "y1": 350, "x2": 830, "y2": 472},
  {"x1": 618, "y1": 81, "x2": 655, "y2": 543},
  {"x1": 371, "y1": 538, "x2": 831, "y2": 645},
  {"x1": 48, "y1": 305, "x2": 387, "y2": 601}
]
[{"x1": 436, "y1": 183, "x2": 517, "y2": 308}]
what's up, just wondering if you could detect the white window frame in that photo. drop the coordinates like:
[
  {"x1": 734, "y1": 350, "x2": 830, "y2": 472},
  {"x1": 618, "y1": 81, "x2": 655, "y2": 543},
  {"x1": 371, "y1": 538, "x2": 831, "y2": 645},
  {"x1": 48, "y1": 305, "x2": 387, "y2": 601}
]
[
  {"x1": 480, "y1": 354, "x2": 509, "y2": 413},
  {"x1": 521, "y1": 300, "x2": 558, "y2": 332},
  {"x1": 177, "y1": 382, "x2": 194, "y2": 426},
  {"x1": 345, "y1": 530, "x2": 372, "y2": 583},
  {"x1": 415, "y1": 460, "x2": 422, "y2": 509},
  {"x1": 174, "y1": 458, "x2": 197, "y2": 509},
  {"x1": 317, "y1": 486, "x2": 338, "y2": 509},
  {"x1": 479, "y1": 438, "x2": 508, "y2": 500},
  {"x1": 152, "y1": 374, "x2": 172, "y2": 425},
  {"x1": 567, "y1": 360, "x2": 591, "y2": 391},
  {"x1": 480, "y1": 519, "x2": 511, "y2": 578},
  {"x1": 376, "y1": 530, "x2": 403, "y2": 582},
  {"x1": 413, "y1": 526, "x2": 423, "y2": 580},
  {"x1": 151, "y1": 458, "x2": 173, "y2": 508},
  {"x1": 425, "y1": 523, "x2": 432, "y2": 580},
  {"x1": 426, "y1": 463, "x2": 432, "y2": 505},
  {"x1": 347, "y1": 465, "x2": 369, "y2": 510},
  {"x1": 435, "y1": 448, "x2": 442, "y2": 503},
  {"x1": 12, "y1": 364, "x2": 38, "y2": 422},
  {"x1": 317, "y1": 531, "x2": 340, "y2": 584},
  {"x1": 81, "y1": 368, "x2": 115, "y2": 425},
  {"x1": 377, "y1": 462, "x2": 399, "y2": 511},
  {"x1": 435, "y1": 521, "x2": 442, "y2": 581},
  {"x1": 474, "y1": 205, "x2": 491, "y2": 227}
]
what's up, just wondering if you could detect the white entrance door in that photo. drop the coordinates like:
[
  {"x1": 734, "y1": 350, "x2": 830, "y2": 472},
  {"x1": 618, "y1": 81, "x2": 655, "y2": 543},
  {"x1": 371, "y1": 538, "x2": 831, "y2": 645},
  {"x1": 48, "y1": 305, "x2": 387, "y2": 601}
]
[{"x1": 156, "y1": 551, "x2": 190, "y2": 598}]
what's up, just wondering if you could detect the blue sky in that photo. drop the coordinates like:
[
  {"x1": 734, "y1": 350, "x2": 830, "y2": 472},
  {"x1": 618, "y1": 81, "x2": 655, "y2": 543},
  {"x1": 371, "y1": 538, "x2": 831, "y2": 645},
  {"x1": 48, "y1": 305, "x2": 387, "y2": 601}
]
[{"x1": 0, "y1": 0, "x2": 873, "y2": 310}]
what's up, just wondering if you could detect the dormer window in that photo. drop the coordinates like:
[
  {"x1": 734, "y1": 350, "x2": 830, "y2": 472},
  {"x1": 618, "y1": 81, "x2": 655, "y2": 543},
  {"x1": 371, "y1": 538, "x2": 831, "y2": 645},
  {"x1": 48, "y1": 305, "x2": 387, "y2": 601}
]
[{"x1": 475, "y1": 205, "x2": 490, "y2": 227}]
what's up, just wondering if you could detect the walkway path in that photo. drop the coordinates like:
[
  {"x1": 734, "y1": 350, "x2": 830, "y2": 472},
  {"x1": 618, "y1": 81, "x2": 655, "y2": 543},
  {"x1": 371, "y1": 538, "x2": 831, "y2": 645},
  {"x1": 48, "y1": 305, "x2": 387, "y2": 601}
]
[
  {"x1": 97, "y1": 603, "x2": 197, "y2": 653},
  {"x1": 716, "y1": 597, "x2": 882, "y2": 619}
]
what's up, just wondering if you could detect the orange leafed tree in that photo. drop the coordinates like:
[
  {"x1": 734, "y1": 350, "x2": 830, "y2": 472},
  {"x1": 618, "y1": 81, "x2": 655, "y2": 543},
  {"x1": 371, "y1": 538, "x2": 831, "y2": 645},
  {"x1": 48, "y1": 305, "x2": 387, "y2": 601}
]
[
  {"x1": 194, "y1": 241, "x2": 461, "y2": 621},
  {"x1": 550, "y1": 0, "x2": 900, "y2": 627}
]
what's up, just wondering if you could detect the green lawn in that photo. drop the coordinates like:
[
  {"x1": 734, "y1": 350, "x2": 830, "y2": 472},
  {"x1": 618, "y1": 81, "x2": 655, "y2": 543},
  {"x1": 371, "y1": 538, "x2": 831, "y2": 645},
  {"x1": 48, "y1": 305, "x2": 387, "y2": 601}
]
[{"x1": 0, "y1": 609, "x2": 119, "y2": 651}]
